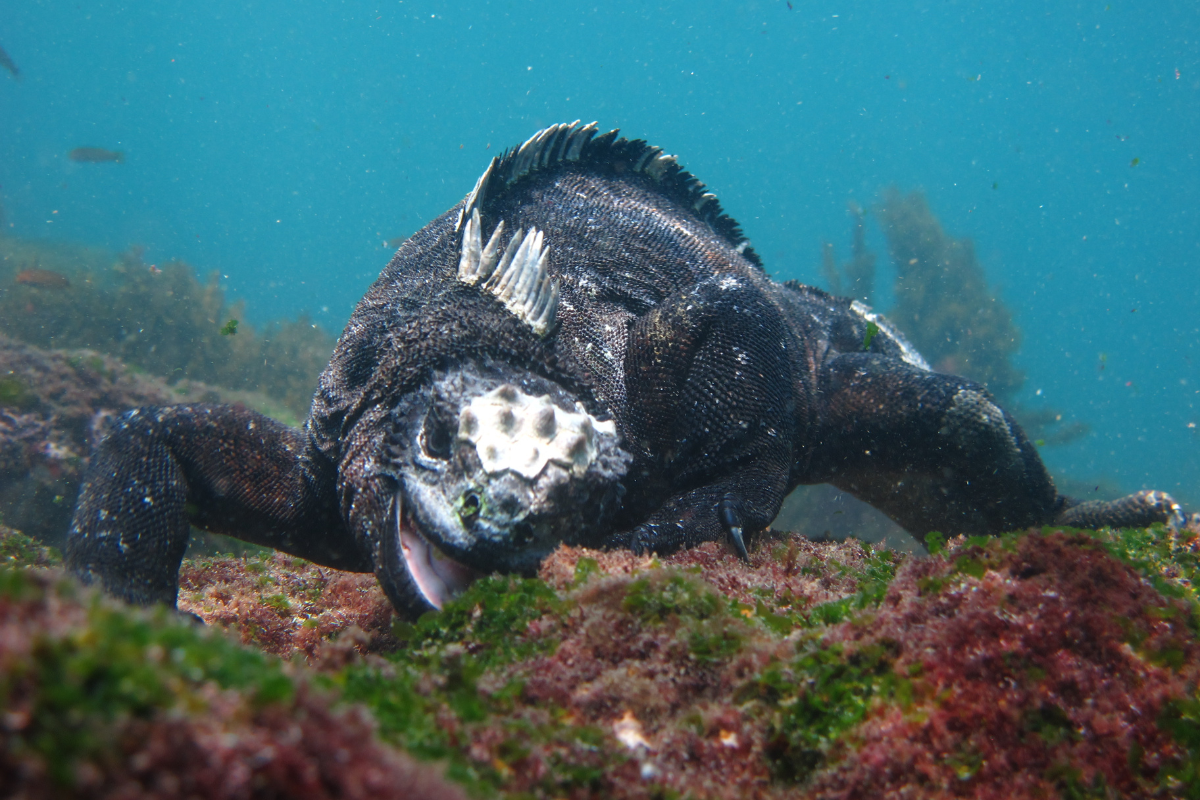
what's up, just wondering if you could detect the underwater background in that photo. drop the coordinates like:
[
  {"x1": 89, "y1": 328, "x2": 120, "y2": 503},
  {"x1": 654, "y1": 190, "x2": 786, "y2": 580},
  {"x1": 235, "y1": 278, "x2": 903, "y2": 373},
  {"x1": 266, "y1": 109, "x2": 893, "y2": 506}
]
[{"x1": 1, "y1": 0, "x2": 1197, "y2": 514}]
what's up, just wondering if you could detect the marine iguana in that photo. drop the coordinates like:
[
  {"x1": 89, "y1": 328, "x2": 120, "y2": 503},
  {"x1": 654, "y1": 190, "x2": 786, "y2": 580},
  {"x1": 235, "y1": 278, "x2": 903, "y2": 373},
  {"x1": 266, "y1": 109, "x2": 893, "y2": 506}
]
[{"x1": 65, "y1": 121, "x2": 1190, "y2": 618}]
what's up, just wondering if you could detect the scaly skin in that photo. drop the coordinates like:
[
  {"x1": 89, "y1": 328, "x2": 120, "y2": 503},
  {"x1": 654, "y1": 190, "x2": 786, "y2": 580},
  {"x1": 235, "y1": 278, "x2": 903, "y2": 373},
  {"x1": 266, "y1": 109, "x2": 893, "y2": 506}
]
[{"x1": 66, "y1": 122, "x2": 1189, "y2": 618}]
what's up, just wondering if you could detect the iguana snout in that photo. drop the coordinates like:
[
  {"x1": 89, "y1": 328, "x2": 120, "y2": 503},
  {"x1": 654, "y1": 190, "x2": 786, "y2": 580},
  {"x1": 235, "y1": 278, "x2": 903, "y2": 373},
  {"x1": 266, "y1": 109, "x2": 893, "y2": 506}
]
[{"x1": 380, "y1": 360, "x2": 630, "y2": 609}]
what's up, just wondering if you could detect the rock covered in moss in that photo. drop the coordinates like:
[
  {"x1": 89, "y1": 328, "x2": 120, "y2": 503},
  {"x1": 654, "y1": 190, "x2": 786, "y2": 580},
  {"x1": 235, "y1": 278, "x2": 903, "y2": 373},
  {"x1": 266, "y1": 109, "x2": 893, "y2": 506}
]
[
  {"x1": 0, "y1": 566, "x2": 465, "y2": 800},
  {"x1": 0, "y1": 236, "x2": 333, "y2": 422},
  {"x1": 178, "y1": 551, "x2": 398, "y2": 663},
  {"x1": 0, "y1": 524, "x2": 59, "y2": 568},
  {"x1": 333, "y1": 529, "x2": 1200, "y2": 799},
  {"x1": 0, "y1": 335, "x2": 295, "y2": 546},
  {"x1": 5, "y1": 525, "x2": 1200, "y2": 799}
]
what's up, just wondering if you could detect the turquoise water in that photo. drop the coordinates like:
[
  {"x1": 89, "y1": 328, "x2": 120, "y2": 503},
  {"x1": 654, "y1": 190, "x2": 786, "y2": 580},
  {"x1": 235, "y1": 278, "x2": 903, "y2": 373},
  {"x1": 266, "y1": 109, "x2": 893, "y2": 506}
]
[{"x1": 1, "y1": 1, "x2": 1197, "y2": 506}]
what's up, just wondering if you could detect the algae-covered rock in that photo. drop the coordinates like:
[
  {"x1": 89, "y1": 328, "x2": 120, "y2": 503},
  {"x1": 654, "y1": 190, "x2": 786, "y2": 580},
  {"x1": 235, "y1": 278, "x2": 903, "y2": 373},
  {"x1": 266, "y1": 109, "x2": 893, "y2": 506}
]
[
  {"x1": 0, "y1": 335, "x2": 289, "y2": 546},
  {"x1": 0, "y1": 564, "x2": 466, "y2": 800},
  {"x1": 6, "y1": 516, "x2": 1200, "y2": 798},
  {"x1": 177, "y1": 550, "x2": 398, "y2": 662},
  {"x1": 0, "y1": 236, "x2": 333, "y2": 422}
]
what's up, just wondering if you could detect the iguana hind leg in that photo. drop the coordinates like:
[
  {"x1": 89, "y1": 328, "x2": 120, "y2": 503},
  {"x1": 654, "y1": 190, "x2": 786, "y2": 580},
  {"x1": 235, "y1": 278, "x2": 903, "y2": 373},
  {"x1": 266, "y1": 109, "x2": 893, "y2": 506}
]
[
  {"x1": 806, "y1": 352, "x2": 1187, "y2": 537},
  {"x1": 806, "y1": 352, "x2": 1062, "y2": 536}
]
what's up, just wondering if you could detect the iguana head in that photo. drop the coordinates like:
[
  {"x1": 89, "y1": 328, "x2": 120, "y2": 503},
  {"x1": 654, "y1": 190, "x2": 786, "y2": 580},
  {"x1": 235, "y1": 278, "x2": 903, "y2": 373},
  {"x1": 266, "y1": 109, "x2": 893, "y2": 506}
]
[
  {"x1": 376, "y1": 360, "x2": 630, "y2": 614},
  {"x1": 337, "y1": 120, "x2": 732, "y2": 617}
]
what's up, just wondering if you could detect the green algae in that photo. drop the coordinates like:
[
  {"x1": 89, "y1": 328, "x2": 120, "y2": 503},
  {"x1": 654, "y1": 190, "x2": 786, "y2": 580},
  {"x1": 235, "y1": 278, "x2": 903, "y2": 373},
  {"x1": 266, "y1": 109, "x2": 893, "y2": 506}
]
[
  {"x1": 797, "y1": 547, "x2": 898, "y2": 629},
  {"x1": 390, "y1": 574, "x2": 565, "y2": 668},
  {"x1": 0, "y1": 567, "x2": 293, "y2": 786},
  {"x1": 739, "y1": 549, "x2": 903, "y2": 782},
  {"x1": 754, "y1": 639, "x2": 908, "y2": 782},
  {"x1": 1158, "y1": 697, "x2": 1200, "y2": 797},
  {"x1": 622, "y1": 571, "x2": 725, "y2": 623},
  {"x1": 0, "y1": 527, "x2": 60, "y2": 567},
  {"x1": 8, "y1": 524, "x2": 1200, "y2": 797},
  {"x1": 0, "y1": 375, "x2": 37, "y2": 409},
  {"x1": 336, "y1": 575, "x2": 598, "y2": 796}
]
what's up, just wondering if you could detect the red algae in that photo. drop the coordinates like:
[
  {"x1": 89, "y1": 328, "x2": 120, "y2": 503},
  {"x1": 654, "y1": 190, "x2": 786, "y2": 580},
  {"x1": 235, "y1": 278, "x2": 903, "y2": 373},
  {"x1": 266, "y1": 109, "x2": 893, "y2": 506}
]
[
  {"x1": 178, "y1": 551, "x2": 398, "y2": 663},
  {"x1": 428, "y1": 538, "x2": 897, "y2": 800},
  {"x1": 0, "y1": 568, "x2": 465, "y2": 800},
  {"x1": 542, "y1": 536, "x2": 882, "y2": 611},
  {"x1": 394, "y1": 530, "x2": 1200, "y2": 798},
  {"x1": 6, "y1": 524, "x2": 1200, "y2": 799},
  {"x1": 807, "y1": 529, "x2": 1200, "y2": 798}
]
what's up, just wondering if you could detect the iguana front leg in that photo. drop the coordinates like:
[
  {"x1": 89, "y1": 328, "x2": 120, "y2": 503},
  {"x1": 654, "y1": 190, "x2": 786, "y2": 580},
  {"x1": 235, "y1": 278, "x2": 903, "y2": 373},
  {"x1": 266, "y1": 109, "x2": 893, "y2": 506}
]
[
  {"x1": 66, "y1": 404, "x2": 366, "y2": 607},
  {"x1": 612, "y1": 274, "x2": 797, "y2": 556}
]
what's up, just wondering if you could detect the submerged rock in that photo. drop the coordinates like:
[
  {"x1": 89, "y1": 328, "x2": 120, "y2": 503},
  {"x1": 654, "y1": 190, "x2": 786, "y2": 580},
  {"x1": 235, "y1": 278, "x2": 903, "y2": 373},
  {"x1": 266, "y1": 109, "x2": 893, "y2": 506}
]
[
  {"x1": 4, "y1": 523, "x2": 1199, "y2": 798},
  {"x1": 0, "y1": 559, "x2": 466, "y2": 800},
  {"x1": 0, "y1": 335, "x2": 282, "y2": 546}
]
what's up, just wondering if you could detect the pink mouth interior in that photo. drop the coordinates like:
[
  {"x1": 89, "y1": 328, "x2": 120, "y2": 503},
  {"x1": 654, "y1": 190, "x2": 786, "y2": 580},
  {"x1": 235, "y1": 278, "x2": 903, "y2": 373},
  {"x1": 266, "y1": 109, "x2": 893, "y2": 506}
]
[{"x1": 397, "y1": 518, "x2": 483, "y2": 610}]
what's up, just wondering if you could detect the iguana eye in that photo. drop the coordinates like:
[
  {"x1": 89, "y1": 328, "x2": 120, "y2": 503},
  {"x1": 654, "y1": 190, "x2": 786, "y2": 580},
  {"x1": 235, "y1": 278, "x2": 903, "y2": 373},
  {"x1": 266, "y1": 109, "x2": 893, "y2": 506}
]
[{"x1": 419, "y1": 411, "x2": 454, "y2": 460}]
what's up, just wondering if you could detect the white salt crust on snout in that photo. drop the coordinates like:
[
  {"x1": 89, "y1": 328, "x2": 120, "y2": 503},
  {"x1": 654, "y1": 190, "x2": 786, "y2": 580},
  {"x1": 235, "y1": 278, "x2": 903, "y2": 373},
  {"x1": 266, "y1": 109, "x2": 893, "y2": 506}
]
[{"x1": 457, "y1": 384, "x2": 616, "y2": 480}]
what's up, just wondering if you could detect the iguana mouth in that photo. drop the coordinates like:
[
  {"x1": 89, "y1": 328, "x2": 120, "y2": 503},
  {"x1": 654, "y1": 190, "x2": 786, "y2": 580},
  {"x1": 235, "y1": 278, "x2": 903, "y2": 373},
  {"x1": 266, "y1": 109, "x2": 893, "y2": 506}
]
[{"x1": 395, "y1": 496, "x2": 482, "y2": 610}]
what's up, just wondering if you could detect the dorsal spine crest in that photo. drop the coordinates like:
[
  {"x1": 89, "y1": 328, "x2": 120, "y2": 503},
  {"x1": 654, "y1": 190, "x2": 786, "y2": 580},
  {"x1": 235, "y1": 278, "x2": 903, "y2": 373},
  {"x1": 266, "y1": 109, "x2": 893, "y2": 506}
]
[{"x1": 454, "y1": 121, "x2": 761, "y2": 267}]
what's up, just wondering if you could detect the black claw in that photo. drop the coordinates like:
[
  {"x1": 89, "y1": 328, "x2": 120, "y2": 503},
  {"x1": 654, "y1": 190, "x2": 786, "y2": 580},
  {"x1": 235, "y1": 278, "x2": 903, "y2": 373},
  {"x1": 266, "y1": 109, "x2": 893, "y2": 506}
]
[{"x1": 719, "y1": 494, "x2": 749, "y2": 562}]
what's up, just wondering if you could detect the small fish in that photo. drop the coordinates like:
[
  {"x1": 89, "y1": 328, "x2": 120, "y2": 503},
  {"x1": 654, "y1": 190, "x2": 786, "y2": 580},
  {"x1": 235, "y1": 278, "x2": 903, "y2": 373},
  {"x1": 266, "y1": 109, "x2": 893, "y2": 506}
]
[
  {"x1": 0, "y1": 43, "x2": 18, "y2": 79},
  {"x1": 861, "y1": 320, "x2": 880, "y2": 351},
  {"x1": 219, "y1": 319, "x2": 239, "y2": 336},
  {"x1": 15, "y1": 268, "x2": 71, "y2": 289},
  {"x1": 1130, "y1": 157, "x2": 1140, "y2": 167},
  {"x1": 69, "y1": 147, "x2": 125, "y2": 164}
]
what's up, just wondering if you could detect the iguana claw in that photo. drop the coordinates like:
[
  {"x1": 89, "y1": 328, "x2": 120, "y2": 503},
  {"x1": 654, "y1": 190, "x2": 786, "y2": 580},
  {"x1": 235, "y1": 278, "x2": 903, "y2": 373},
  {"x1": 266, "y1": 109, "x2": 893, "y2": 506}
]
[{"x1": 719, "y1": 494, "x2": 749, "y2": 562}]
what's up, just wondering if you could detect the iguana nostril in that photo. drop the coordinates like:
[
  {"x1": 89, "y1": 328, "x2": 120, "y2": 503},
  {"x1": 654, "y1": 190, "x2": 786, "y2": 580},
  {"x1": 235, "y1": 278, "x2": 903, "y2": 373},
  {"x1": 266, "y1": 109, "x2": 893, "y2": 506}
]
[{"x1": 459, "y1": 491, "x2": 481, "y2": 521}]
